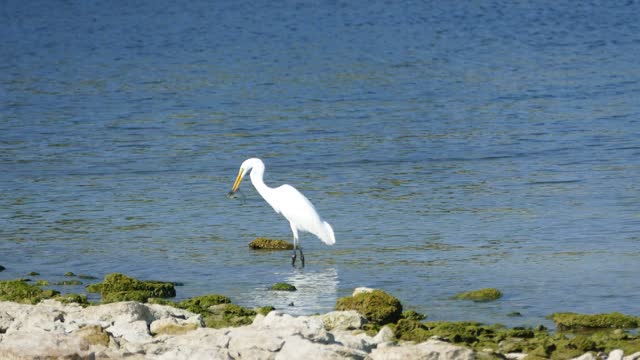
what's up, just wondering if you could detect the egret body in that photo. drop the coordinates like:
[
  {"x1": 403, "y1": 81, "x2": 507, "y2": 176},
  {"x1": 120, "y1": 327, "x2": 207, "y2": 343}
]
[{"x1": 228, "y1": 158, "x2": 335, "y2": 267}]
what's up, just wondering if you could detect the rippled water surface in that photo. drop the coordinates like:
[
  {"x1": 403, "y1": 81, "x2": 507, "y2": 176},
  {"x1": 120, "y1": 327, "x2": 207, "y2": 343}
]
[{"x1": 2, "y1": 0, "x2": 639, "y2": 327}]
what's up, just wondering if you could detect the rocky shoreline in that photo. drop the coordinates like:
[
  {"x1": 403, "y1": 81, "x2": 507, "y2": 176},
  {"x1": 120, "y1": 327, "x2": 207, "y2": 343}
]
[
  {"x1": 1, "y1": 298, "x2": 639, "y2": 360},
  {"x1": 1, "y1": 270, "x2": 640, "y2": 359}
]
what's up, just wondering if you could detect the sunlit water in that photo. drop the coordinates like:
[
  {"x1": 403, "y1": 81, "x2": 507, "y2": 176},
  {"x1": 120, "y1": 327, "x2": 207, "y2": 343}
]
[{"x1": 2, "y1": 0, "x2": 639, "y2": 328}]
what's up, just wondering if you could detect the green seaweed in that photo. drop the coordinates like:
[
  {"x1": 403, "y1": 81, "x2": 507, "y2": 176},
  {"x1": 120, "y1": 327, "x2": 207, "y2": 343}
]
[
  {"x1": 177, "y1": 294, "x2": 232, "y2": 314},
  {"x1": 248, "y1": 237, "x2": 294, "y2": 250},
  {"x1": 55, "y1": 280, "x2": 83, "y2": 286},
  {"x1": 86, "y1": 273, "x2": 176, "y2": 303},
  {"x1": 255, "y1": 306, "x2": 276, "y2": 316},
  {"x1": 335, "y1": 289, "x2": 403, "y2": 325},
  {"x1": 204, "y1": 303, "x2": 257, "y2": 328},
  {"x1": 550, "y1": 312, "x2": 640, "y2": 330},
  {"x1": 453, "y1": 288, "x2": 503, "y2": 302},
  {"x1": 401, "y1": 310, "x2": 427, "y2": 321},
  {"x1": 270, "y1": 283, "x2": 297, "y2": 291},
  {"x1": 56, "y1": 293, "x2": 90, "y2": 306},
  {"x1": 0, "y1": 279, "x2": 60, "y2": 304}
]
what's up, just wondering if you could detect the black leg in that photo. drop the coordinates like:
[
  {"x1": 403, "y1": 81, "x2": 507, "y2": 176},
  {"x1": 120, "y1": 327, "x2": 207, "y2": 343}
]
[
  {"x1": 299, "y1": 248, "x2": 305, "y2": 268},
  {"x1": 291, "y1": 243, "x2": 297, "y2": 267}
]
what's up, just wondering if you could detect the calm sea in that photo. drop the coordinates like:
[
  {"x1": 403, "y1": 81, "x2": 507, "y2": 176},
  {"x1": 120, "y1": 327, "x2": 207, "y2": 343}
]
[{"x1": 2, "y1": 0, "x2": 639, "y2": 328}]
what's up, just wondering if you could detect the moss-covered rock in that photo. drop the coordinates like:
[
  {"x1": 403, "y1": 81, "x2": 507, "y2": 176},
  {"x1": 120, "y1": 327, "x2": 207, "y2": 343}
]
[
  {"x1": 177, "y1": 294, "x2": 232, "y2": 314},
  {"x1": 56, "y1": 293, "x2": 90, "y2": 306},
  {"x1": 248, "y1": 237, "x2": 294, "y2": 250},
  {"x1": 336, "y1": 289, "x2": 403, "y2": 325},
  {"x1": 28, "y1": 271, "x2": 40, "y2": 276},
  {"x1": 64, "y1": 272, "x2": 76, "y2": 277},
  {"x1": 78, "y1": 274, "x2": 98, "y2": 280},
  {"x1": 147, "y1": 297, "x2": 179, "y2": 307},
  {"x1": 401, "y1": 310, "x2": 427, "y2": 321},
  {"x1": 35, "y1": 280, "x2": 50, "y2": 286},
  {"x1": 55, "y1": 280, "x2": 83, "y2": 286},
  {"x1": 76, "y1": 325, "x2": 110, "y2": 347},
  {"x1": 204, "y1": 303, "x2": 257, "y2": 328},
  {"x1": 453, "y1": 288, "x2": 503, "y2": 302},
  {"x1": 86, "y1": 273, "x2": 176, "y2": 303},
  {"x1": 270, "y1": 283, "x2": 297, "y2": 291},
  {"x1": 0, "y1": 279, "x2": 60, "y2": 304},
  {"x1": 550, "y1": 312, "x2": 640, "y2": 330},
  {"x1": 255, "y1": 306, "x2": 276, "y2": 316}
]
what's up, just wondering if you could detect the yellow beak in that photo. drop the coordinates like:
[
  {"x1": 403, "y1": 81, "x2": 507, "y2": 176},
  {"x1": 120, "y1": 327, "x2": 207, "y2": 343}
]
[{"x1": 230, "y1": 168, "x2": 245, "y2": 193}]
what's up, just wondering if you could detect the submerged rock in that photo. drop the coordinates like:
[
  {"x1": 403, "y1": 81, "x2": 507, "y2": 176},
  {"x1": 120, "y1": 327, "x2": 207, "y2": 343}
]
[
  {"x1": 453, "y1": 288, "x2": 503, "y2": 302},
  {"x1": 335, "y1": 289, "x2": 403, "y2": 326},
  {"x1": 550, "y1": 312, "x2": 640, "y2": 330},
  {"x1": 248, "y1": 237, "x2": 294, "y2": 250},
  {"x1": 86, "y1": 273, "x2": 176, "y2": 303},
  {"x1": 270, "y1": 282, "x2": 297, "y2": 291}
]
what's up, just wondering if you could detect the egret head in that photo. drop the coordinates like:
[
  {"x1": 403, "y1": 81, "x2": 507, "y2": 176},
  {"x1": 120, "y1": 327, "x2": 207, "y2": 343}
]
[{"x1": 228, "y1": 158, "x2": 263, "y2": 197}]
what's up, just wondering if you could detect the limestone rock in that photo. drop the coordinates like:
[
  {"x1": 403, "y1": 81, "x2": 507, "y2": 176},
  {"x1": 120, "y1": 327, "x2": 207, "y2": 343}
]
[
  {"x1": 570, "y1": 352, "x2": 598, "y2": 360},
  {"x1": 369, "y1": 339, "x2": 474, "y2": 360},
  {"x1": 352, "y1": 287, "x2": 375, "y2": 296},
  {"x1": 276, "y1": 335, "x2": 368, "y2": 360},
  {"x1": 373, "y1": 325, "x2": 395, "y2": 344},
  {"x1": 624, "y1": 351, "x2": 640, "y2": 360},
  {"x1": 609, "y1": 349, "x2": 624, "y2": 360},
  {"x1": 319, "y1": 310, "x2": 366, "y2": 331}
]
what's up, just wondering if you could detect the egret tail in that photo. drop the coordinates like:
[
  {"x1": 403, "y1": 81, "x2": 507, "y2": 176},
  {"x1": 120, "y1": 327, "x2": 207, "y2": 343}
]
[{"x1": 319, "y1": 221, "x2": 335, "y2": 246}]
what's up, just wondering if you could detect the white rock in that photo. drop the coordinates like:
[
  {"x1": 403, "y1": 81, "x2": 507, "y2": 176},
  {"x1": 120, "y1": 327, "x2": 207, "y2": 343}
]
[
  {"x1": 570, "y1": 352, "x2": 598, "y2": 360},
  {"x1": 275, "y1": 335, "x2": 368, "y2": 360},
  {"x1": 352, "y1": 287, "x2": 375, "y2": 296},
  {"x1": 505, "y1": 352, "x2": 528, "y2": 360},
  {"x1": 258, "y1": 311, "x2": 331, "y2": 343},
  {"x1": 369, "y1": 339, "x2": 474, "y2": 360},
  {"x1": 227, "y1": 326, "x2": 285, "y2": 354},
  {"x1": 107, "y1": 319, "x2": 151, "y2": 343},
  {"x1": 373, "y1": 325, "x2": 395, "y2": 344},
  {"x1": 0, "y1": 330, "x2": 92, "y2": 359},
  {"x1": 332, "y1": 330, "x2": 376, "y2": 352},
  {"x1": 150, "y1": 316, "x2": 200, "y2": 335},
  {"x1": 609, "y1": 349, "x2": 625, "y2": 360},
  {"x1": 79, "y1": 301, "x2": 152, "y2": 326},
  {"x1": 319, "y1": 310, "x2": 366, "y2": 330},
  {"x1": 624, "y1": 351, "x2": 640, "y2": 360}
]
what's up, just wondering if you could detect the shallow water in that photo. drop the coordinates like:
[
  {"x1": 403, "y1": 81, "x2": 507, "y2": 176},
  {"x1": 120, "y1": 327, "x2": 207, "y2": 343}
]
[{"x1": 1, "y1": 0, "x2": 639, "y2": 328}]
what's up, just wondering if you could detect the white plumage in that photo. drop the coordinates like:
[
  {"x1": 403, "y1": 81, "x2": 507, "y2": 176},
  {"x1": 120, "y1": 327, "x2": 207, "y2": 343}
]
[{"x1": 229, "y1": 158, "x2": 335, "y2": 266}]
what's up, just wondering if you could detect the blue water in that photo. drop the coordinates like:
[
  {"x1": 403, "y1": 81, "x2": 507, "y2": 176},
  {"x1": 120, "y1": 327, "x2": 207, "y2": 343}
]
[{"x1": 2, "y1": 0, "x2": 639, "y2": 328}]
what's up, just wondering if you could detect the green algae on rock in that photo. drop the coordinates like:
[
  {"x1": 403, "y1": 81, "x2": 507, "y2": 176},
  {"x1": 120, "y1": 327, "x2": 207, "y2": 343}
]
[
  {"x1": 55, "y1": 280, "x2": 83, "y2": 286},
  {"x1": 86, "y1": 273, "x2": 176, "y2": 303},
  {"x1": 550, "y1": 312, "x2": 640, "y2": 330},
  {"x1": 0, "y1": 279, "x2": 60, "y2": 304},
  {"x1": 64, "y1": 272, "x2": 76, "y2": 277},
  {"x1": 248, "y1": 237, "x2": 294, "y2": 250},
  {"x1": 336, "y1": 289, "x2": 403, "y2": 325},
  {"x1": 204, "y1": 303, "x2": 257, "y2": 328},
  {"x1": 255, "y1": 306, "x2": 276, "y2": 316},
  {"x1": 453, "y1": 288, "x2": 503, "y2": 302},
  {"x1": 401, "y1": 310, "x2": 427, "y2": 321},
  {"x1": 177, "y1": 294, "x2": 232, "y2": 314},
  {"x1": 56, "y1": 293, "x2": 90, "y2": 306},
  {"x1": 28, "y1": 271, "x2": 40, "y2": 276},
  {"x1": 35, "y1": 280, "x2": 50, "y2": 286},
  {"x1": 270, "y1": 283, "x2": 297, "y2": 291}
]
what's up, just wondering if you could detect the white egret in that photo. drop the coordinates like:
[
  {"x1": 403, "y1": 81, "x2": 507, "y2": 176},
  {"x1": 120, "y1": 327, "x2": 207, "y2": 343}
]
[{"x1": 228, "y1": 158, "x2": 335, "y2": 267}]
